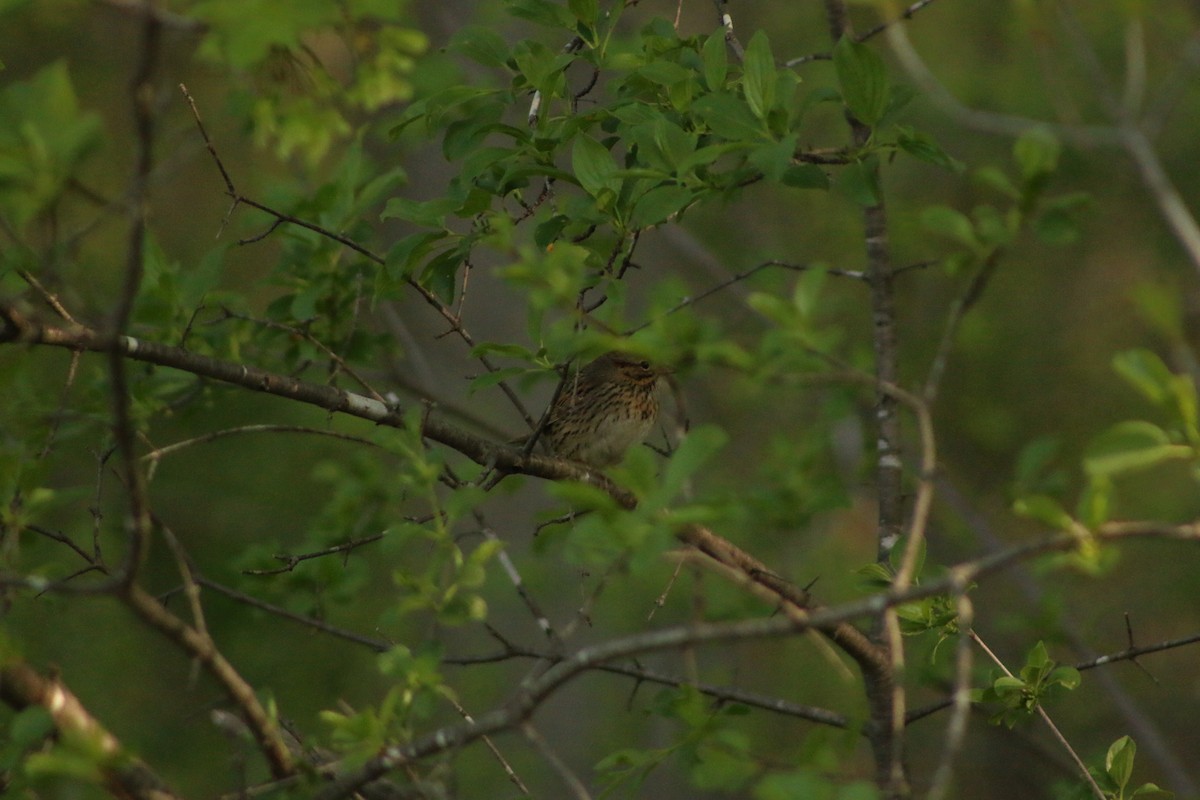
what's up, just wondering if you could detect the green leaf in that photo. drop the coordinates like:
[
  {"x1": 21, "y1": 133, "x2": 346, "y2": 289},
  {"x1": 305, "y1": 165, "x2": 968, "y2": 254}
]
[
  {"x1": 1033, "y1": 207, "x2": 1080, "y2": 244},
  {"x1": 448, "y1": 26, "x2": 510, "y2": 68},
  {"x1": 568, "y1": 0, "x2": 597, "y2": 26},
  {"x1": 756, "y1": 771, "x2": 880, "y2": 800},
  {"x1": 702, "y1": 31, "x2": 728, "y2": 90},
  {"x1": 630, "y1": 184, "x2": 693, "y2": 228},
  {"x1": 505, "y1": 0, "x2": 575, "y2": 29},
  {"x1": 1013, "y1": 494, "x2": 1074, "y2": 530},
  {"x1": 921, "y1": 205, "x2": 977, "y2": 248},
  {"x1": 780, "y1": 163, "x2": 829, "y2": 189},
  {"x1": 991, "y1": 675, "x2": 1026, "y2": 692},
  {"x1": 1025, "y1": 640, "x2": 1051, "y2": 670},
  {"x1": 1083, "y1": 420, "x2": 1192, "y2": 478},
  {"x1": 624, "y1": 114, "x2": 694, "y2": 173},
  {"x1": 1050, "y1": 665, "x2": 1081, "y2": 690},
  {"x1": 1112, "y1": 349, "x2": 1174, "y2": 404},
  {"x1": 691, "y1": 734, "x2": 757, "y2": 791},
  {"x1": 535, "y1": 214, "x2": 569, "y2": 248},
  {"x1": 1036, "y1": 191, "x2": 1094, "y2": 245},
  {"x1": 0, "y1": 61, "x2": 103, "y2": 227},
  {"x1": 637, "y1": 60, "x2": 692, "y2": 88},
  {"x1": 468, "y1": 367, "x2": 528, "y2": 395},
  {"x1": 1106, "y1": 735, "x2": 1136, "y2": 791},
  {"x1": 971, "y1": 204, "x2": 1014, "y2": 247},
  {"x1": 747, "y1": 134, "x2": 798, "y2": 182},
  {"x1": 470, "y1": 342, "x2": 539, "y2": 361},
  {"x1": 896, "y1": 127, "x2": 962, "y2": 171},
  {"x1": 548, "y1": 480, "x2": 621, "y2": 514},
  {"x1": 742, "y1": 31, "x2": 777, "y2": 120},
  {"x1": 571, "y1": 135, "x2": 618, "y2": 198},
  {"x1": 832, "y1": 36, "x2": 887, "y2": 125},
  {"x1": 645, "y1": 424, "x2": 728, "y2": 510},
  {"x1": 972, "y1": 166, "x2": 1020, "y2": 199},
  {"x1": 385, "y1": 231, "x2": 450, "y2": 280},
  {"x1": 692, "y1": 91, "x2": 764, "y2": 140},
  {"x1": 420, "y1": 248, "x2": 463, "y2": 302},
  {"x1": 1014, "y1": 127, "x2": 1060, "y2": 181},
  {"x1": 9, "y1": 707, "x2": 55, "y2": 747},
  {"x1": 380, "y1": 196, "x2": 460, "y2": 226},
  {"x1": 511, "y1": 39, "x2": 566, "y2": 95},
  {"x1": 1076, "y1": 476, "x2": 1111, "y2": 528},
  {"x1": 856, "y1": 561, "x2": 894, "y2": 588},
  {"x1": 835, "y1": 159, "x2": 881, "y2": 206}
]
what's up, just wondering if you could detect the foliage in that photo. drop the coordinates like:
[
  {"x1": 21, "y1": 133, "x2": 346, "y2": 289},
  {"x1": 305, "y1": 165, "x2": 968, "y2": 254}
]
[
  {"x1": 0, "y1": 0, "x2": 1199, "y2": 799},
  {"x1": 973, "y1": 641, "x2": 1081, "y2": 728}
]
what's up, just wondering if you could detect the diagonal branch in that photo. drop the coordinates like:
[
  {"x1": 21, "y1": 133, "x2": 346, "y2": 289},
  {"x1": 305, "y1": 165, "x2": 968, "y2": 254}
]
[
  {"x1": 124, "y1": 583, "x2": 295, "y2": 777},
  {"x1": 0, "y1": 661, "x2": 183, "y2": 800}
]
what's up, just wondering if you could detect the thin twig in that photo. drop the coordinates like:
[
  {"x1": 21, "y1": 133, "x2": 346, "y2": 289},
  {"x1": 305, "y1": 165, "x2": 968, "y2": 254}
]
[
  {"x1": 143, "y1": 424, "x2": 380, "y2": 475},
  {"x1": 625, "y1": 260, "x2": 864, "y2": 336},
  {"x1": 447, "y1": 698, "x2": 531, "y2": 795},
  {"x1": 38, "y1": 349, "x2": 82, "y2": 459},
  {"x1": 922, "y1": 249, "x2": 1003, "y2": 404},
  {"x1": 523, "y1": 723, "x2": 590, "y2": 799},
  {"x1": 925, "y1": 593, "x2": 974, "y2": 800},
  {"x1": 241, "y1": 533, "x2": 386, "y2": 577},
  {"x1": 17, "y1": 268, "x2": 80, "y2": 325},
  {"x1": 197, "y1": 576, "x2": 392, "y2": 651},
  {"x1": 970, "y1": 631, "x2": 1105, "y2": 800},
  {"x1": 159, "y1": 522, "x2": 208, "y2": 638},
  {"x1": 786, "y1": 0, "x2": 942, "y2": 66}
]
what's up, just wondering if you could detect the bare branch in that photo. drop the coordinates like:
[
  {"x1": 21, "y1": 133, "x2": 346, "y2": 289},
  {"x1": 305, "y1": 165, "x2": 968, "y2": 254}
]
[
  {"x1": 241, "y1": 533, "x2": 385, "y2": 577},
  {"x1": 448, "y1": 699, "x2": 531, "y2": 795},
  {"x1": 143, "y1": 424, "x2": 381, "y2": 475},
  {"x1": 523, "y1": 723, "x2": 589, "y2": 799},
  {"x1": 196, "y1": 575, "x2": 392, "y2": 651},
  {"x1": 124, "y1": 583, "x2": 296, "y2": 777},
  {"x1": 925, "y1": 594, "x2": 974, "y2": 800}
]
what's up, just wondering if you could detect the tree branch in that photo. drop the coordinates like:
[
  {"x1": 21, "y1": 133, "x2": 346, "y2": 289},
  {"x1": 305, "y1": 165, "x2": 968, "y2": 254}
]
[{"x1": 0, "y1": 661, "x2": 183, "y2": 800}]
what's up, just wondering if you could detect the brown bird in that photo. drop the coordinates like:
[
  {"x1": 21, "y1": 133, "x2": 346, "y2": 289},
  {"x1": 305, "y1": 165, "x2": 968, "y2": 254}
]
[{"x1": 539, "y1": 352, "x2": 665, "y2": 467}]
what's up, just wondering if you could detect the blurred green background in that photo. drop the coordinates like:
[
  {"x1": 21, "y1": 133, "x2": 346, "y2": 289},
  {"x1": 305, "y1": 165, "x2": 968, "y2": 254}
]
[{"x1": 2, "y1": 0, "x2": 1200, "y2": 798}]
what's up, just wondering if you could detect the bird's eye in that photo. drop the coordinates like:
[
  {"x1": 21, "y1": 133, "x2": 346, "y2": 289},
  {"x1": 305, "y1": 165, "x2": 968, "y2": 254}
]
[{"x1": 638, "y1": 360, "x2": 650, "y2": 369}]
